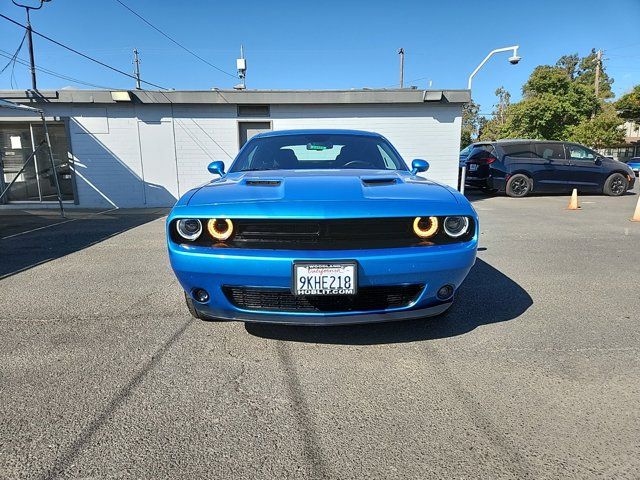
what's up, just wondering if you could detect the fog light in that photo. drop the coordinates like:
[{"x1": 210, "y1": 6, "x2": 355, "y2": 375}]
[
  {"x1": 436, "y1": 284, "x2": 454, "y2": 300},
  {"x1": 193, "y1": 288, "x2": 209, "y2": 303}
]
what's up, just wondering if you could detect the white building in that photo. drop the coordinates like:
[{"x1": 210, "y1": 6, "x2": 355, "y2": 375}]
[{"x1": 0, "y1": 89, "x2": 469, "y2": 208}]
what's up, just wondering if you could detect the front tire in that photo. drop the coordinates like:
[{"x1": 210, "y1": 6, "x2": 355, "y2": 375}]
[
  {"x1": 603, "y1": 173, "x2": 628, "y2": 196},
  {"x1": 506, "y1": 174, "x2": 532, "y2": 198}
]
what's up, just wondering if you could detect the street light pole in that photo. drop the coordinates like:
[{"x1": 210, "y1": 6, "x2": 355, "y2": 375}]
[
  {"x1": 460, "y1": 45, "x2": 521, "y2": 195},
  {"x1": 11, "y1": 0, "x2": 50, "y2": 91}
]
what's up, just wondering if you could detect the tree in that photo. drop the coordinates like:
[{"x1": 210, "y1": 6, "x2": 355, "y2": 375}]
[
  {"x1": 556, "y1": 54, "x2": 579, "y2": 79},
  {"x1": 494, "y1": 86, "x2": 511, "y2": 125},
  {"x1": 615, "y1": 85, "x2": 640, "y2": 122},
  {"x1": 574, "y1": 48, "x2": 614, "y2": 99},
  {"x1": 478, "y1": 87, "x2": 512, "y2": 141},
  {"x1": 508, "y1": 66, "x2": 598, "y2": 140},
  {"x1": 567, "y1": 104, "x2": 625, "y2": 148},
  {"x1": 460, "y1": 100, "x2": 480, "y2": 148}
]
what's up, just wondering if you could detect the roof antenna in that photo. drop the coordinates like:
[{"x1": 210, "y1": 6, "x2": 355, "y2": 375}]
[{"x1": 234, "y1": 45, "x2": 247, "y2": 90}]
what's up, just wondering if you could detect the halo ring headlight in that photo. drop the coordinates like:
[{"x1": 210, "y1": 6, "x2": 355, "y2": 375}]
[
  {"x1": 443, "y1": 216, "x2": 470, "y2": 238},
  {"x1": 176, "y1": 218, "x2": 202, "y2": 241},
  {"x1": 207, "y1": 218, "x2": 234, "y2": 241},
  {"x1": 413, "y1": 216, "x2": 439, "y2": 238}
]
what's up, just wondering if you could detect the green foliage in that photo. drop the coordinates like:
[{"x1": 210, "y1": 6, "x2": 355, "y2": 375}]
[
  {"x1": 615, "y1": 85, "x2": 640, "y2": 122},
  {"x1": 460, "y1": 100, "x2": 480, "y2": 148},
  {"x1": 575, "y1": 49, "x2": 614, "y2": 99},
  {"x1": 523, "y1": 66, "x2": 572, "y2": 97},
  {"x1": 567, "y1": 105, "x2": 625, "y2": 148},
  {"x1": 556, "y1": 54, "x2": 579, "y2": 79},
  {"x1": 478, "y1": 86, "x2": 511, "y2": 141}
]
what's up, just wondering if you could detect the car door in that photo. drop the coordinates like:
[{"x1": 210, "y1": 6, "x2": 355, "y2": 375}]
[
  {"x1": 564, "y1": 143, "x2": 604, "y2": 191},
  {"x1": 532, "y1": 142, "x2": 571, "y2": 192}
]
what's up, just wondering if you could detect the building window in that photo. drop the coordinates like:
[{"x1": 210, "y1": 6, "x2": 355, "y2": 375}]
[
  {"x1": 237, "y1": 105, "x2": 270, "y2": 117},
  {"x1": 0, "y1": 122, "x2": 74, "y2": 203}
]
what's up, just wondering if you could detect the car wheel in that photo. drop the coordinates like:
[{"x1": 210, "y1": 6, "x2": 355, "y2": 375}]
[
  {"x1": 184, "y1": 291, "x2": 202, "y2": 319},
  {"x1": 506, "y1": 174, "x2": 532, "y2": 198},
  {"x1": 603, "y1": 173, "x2": 628, "y2": 196}
]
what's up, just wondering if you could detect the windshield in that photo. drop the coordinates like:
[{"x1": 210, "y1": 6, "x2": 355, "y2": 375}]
[{"x1": 229, "y1": 133, "x2": 408, "y2": 172}]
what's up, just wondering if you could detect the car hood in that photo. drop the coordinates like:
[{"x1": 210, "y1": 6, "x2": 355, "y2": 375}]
[{"x1": 175, "y1": 170, "x2": 473, "y2": 218}]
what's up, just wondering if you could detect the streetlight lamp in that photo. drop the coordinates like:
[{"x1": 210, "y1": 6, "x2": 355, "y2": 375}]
[
  {"x1": 459, "y1": 45, "x2": 521, "y2": 195},
  {"x1": 467, "y1": 45, "x2": 520, "y2": 90},
  {"x1": 11, "y1": 0, "x2": 51, "y2": 90}
]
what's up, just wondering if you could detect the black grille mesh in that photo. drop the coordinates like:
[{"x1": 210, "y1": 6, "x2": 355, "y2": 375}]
[{"x1": 222, "y1": 284, "x2": 424, "y2": 313}]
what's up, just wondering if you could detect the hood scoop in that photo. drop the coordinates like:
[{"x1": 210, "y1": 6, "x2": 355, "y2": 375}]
[
  {"x1": 361, "y1": 177, "x2": 399, "y2": 186},
  {"x1": 245, "y1": 179, "x2": 282, "y2": 187}
]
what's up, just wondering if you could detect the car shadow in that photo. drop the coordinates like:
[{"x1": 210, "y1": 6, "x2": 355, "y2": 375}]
[
  {"x1": 245, "y1": 258, "x2": 532, "y2": 345},
  {"x1": 465, "y1": 187, "x2": 638, "y2": 203},
  {"x1": 0, "y1": 209, "x2": 167, "y2": 279}
]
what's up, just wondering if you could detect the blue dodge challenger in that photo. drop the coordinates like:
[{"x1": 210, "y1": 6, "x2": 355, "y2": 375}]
[{"x1": 167, "y1": 129, "x2": 478, "y2": 325}]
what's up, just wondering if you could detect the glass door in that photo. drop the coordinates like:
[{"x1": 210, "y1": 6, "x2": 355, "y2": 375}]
[
  {"x1": 0, "y1": 124, "x2": 41, "y2": 202},
  {"x1": 0, "y1": 122, "x2": 74, "y2": 203}
]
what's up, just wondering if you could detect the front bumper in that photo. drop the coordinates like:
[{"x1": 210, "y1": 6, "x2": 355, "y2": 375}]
[
  {"x1": 168, "y1": 240, "x2": 477, "y2": 325},
  {"x1": 465, "y1": 173, "x2": 506, "y2": 192}
]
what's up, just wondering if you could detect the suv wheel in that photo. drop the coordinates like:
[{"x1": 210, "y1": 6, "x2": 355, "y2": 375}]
[
  {"x1": 506, "y1": 174, "x2": 532, "y2": 198},
  {"x1": 604, "y1": 173, "x2": 628, "y2": 197}
]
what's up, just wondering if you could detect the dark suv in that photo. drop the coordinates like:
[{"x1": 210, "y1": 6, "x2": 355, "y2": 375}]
[{"x1": 464, "y1": 140, "x2": 636, "y2": 197}]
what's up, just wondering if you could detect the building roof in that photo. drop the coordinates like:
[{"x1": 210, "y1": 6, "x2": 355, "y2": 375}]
[
  {"x1": 256, "y1": 129, "x2": 381, "y2": 138},
  {"x1": 0, "y1": 88, "x2": 470, "y2": 106}
]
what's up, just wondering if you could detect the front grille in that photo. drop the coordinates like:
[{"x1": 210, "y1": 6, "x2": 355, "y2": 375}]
[
  {"x1": 230, "y1": 218, "x2": 472, "y2": 249},
  {"x1": 223, "y1": 284, "x2": 424, "y2": 313}
]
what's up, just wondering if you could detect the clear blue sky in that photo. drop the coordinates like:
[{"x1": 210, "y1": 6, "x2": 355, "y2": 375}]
[{"x1": 1, "y1": 0, "x2": 639, "y2": 114}]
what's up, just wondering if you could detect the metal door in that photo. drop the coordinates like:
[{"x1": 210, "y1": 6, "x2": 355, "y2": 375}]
[
  {"x1": 238, "y1": 122, "x2": 271, "y2": 148},
  {"x1": 138, "y1": 120, "x2": 179, "y2": 207}
]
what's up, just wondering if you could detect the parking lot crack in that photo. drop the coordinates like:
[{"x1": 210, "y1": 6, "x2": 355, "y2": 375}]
[
  {"x1": 39, "y1": 318, "x2": 193, "y2": 480},
  {"x1": 275, "y1": 341, "x2": 329, "y2": 480}
]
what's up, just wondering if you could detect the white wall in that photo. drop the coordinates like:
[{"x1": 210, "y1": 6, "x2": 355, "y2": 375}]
[
  {"x1": 31, "y1": 101, "x2": 462, "y2": 208},
  {"x1": 271, "y1": 104, "x2": 462, "y2": 187}
]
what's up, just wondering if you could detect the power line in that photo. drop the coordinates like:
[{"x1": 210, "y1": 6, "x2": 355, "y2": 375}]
[
  {"x1": 113, "y1": 0, "x2": 237, "y2": 79},
  {"x1": 0, "y1": 31, "x2": 26, "y2": 74},
  {"x1": 0, "y1": 13, "x2": 170, "y2": 89},
  {"x1": 0, "y1": 50, "x2": 120, "y2": 90}
]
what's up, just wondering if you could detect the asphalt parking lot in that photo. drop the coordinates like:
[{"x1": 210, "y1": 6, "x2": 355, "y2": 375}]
[{"x1": 1, "y1": 189, "x2": 639, "y2": 479}]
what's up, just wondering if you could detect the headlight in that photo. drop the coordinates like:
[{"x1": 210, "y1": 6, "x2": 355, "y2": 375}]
[
  {"x1": 413, "y1": 216, "x2": 439, "y2": 238},
  {"x1": 207, "y1": 218, "x2": 234, "y2": 241},
  {"x1": 443, "y1": 216, "x2": 470, "y2": 238},
  {"x1": 176, "y1": 219, "x2": 202, "y2": 241}
]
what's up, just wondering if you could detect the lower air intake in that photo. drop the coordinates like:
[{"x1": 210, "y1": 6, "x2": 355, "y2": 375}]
[{"x1": 222, "y1": 284, "x2": 424, "y2": 313}]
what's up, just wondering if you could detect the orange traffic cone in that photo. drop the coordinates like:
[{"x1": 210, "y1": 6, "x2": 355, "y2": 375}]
[
  {"x1": 631, "y1": 195, "x2": 640, "y2": 222},
  {"x1": 567, "y1": 188, "x2": 580, "y2": 210}
]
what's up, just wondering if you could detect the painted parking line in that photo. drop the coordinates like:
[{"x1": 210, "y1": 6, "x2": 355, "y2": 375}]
[{"x1": 0, "y1": 207, "x2": 119, "y2": 241}]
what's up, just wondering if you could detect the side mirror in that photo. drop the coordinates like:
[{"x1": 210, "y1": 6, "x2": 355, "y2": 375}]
[
  {"x1": 411, "y1": 159, "x2": 429, "y2": 174},
  {"x1": 207, "y1": 161, "x2": 225, "y2": 176}
]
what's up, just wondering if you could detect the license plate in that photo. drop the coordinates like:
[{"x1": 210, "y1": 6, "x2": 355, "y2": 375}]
[
  {"x1": 469, "y1": 164, "x2": 478, "y2": 171},
  {"x1": 293, "y1": 262, "x2": 357, "y2": 295}
]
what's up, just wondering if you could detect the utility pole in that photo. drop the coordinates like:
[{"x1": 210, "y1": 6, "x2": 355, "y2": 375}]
[
  {"x1": 12, "y1": 0, "x2": 50, "y2": 90},
  {"x1": 133, "y1": 48, "x2": 141, "y2": 90},
  {"x1": 594, "y1": 49, "x2": 602, "y2": 98},
  {"x1": 398, "y1": 48, "x2": 404, "y2": 88}
]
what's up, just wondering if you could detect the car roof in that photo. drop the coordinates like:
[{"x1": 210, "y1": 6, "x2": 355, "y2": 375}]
[
  {"x1": 254, "y1": 129, "x2": 382, "y2": 139},
  {"x1": 495, "y1": 139, "x2": 566, "y2": 145}
]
